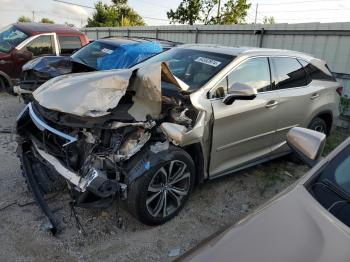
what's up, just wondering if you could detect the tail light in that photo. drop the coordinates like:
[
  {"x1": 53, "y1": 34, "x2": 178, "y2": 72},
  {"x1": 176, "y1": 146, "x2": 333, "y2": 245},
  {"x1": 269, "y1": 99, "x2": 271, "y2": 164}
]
[{"x1": 336, "y1": 86, "x2": 343, "y2": 96}]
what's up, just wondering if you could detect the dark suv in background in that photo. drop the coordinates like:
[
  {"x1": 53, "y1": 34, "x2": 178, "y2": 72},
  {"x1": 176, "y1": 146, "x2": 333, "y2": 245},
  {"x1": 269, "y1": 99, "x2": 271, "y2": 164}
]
[{"x1": 0, "y1": 23, "x2": 89, "y2": 94}]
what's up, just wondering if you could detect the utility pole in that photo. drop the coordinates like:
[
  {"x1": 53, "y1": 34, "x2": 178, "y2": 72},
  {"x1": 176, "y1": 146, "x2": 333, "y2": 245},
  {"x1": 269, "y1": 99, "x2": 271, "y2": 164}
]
[
  {"x1": 254, "y1": 3, "x2": 258, "y2": 24},
  {"x1": 32, "y1": 11, "x2": 35, "y2": 22},
  {"x1": 217, "y1": 0, "x2": 221, "y2": 23}
]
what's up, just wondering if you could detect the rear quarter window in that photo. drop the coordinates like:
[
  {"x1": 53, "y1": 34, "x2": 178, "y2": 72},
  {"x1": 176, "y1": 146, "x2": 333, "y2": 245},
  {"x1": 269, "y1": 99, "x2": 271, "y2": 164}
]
[
  {"x1": 299, "y1": 59, "x2": 336, "y2": 82},
  {"x1": 58, "y1": 36, "x2": 82, "y2": 55}
]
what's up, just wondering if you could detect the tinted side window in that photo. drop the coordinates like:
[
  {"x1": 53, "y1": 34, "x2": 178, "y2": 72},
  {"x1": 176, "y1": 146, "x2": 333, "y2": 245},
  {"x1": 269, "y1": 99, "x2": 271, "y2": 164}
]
[
  {"x1": 299, "y1": 59, "x2": 336, "y2": 82},
  {"x1": 22, "y1": 35, "x2": 54, "y2": 56},
  {"x1": 272, "y1": 57, "x2": 307, "y2": 90},
  {"x1": 58, "y1": 36, "x2": 82, "y2": 55},
  {"x1": 227, "y1": 57, "x2": 271, "y2": 93}
]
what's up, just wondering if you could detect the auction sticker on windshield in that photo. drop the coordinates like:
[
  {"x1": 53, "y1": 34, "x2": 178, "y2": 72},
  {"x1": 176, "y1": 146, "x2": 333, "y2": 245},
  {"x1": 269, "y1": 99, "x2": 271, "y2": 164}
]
[
  {"x1": 195, "y1": 57, "x2": 222, "y2": 67},
  {"x1": 101, "y1": 48, "x2": 114, "y2": 54}
]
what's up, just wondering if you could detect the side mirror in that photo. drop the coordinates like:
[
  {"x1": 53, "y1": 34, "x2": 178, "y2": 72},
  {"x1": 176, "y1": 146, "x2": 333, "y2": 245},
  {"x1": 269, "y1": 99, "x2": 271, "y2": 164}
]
[
  {"x1": 222, "y1": 82, "x2": 257, "y2": 105},
  {"x1": 286, "y1": 127, "x2": 326, "y2": 167},
  {"x1": 14, "y1": 50, "x2": 33, "y2": 61}
]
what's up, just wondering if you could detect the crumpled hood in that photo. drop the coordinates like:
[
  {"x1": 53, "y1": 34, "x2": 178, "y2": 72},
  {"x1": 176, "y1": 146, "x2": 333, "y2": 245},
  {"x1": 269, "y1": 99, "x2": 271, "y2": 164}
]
[{"x1": 33, "y1": 62, "x2": 188, "y2": 120}]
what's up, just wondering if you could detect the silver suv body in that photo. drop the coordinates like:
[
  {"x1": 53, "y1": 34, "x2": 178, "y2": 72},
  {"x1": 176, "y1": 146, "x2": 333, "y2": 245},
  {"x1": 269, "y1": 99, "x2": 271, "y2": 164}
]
[{"x1": 16, "y1": 44, "x2": 340, "y2": 228}]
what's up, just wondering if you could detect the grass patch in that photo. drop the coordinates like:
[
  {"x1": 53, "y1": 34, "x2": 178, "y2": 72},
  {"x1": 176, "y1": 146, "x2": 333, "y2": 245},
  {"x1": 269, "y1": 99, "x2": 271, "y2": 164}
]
[{"x1": 323, "y1": 127, "x2": 349, "y2": 155}]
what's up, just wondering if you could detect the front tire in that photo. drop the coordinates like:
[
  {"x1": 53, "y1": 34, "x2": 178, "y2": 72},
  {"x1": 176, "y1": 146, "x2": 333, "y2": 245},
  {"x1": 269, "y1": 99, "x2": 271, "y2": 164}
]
[{"x1": 127, "y1": 146, "x2": 195, "y2": 225}]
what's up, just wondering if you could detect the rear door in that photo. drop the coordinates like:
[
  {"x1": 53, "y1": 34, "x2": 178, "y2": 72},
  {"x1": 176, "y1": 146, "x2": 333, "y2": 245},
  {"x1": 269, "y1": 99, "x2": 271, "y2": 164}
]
[
  {"x1": 269, "y1": 57, "x2": 318, "y2": 155},
  {"x1": 209, "y1": 57, "x2": 280, "y2": 177}
]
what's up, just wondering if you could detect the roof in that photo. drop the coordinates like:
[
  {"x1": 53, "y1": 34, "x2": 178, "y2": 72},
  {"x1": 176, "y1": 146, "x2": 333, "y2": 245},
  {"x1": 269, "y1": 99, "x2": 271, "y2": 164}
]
[
  {"x1": 179, "y1": 44, "x2": 316, "y2": 61},
  {"x1": 13, "y1": 23, "x2": 84, "y2": 35},
  {"x1": 98, "y1": 36, "x2": 181, "y2": 49}
]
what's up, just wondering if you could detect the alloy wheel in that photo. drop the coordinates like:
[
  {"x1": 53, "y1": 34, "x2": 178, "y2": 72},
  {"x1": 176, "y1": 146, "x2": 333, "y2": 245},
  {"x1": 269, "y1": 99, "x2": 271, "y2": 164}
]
[
  {"x1": 313, "y1": 124, "x2": 326, "y2": 134},
  {"x1": 146, "y1": 160, "x2": 191, "y2": 218}
]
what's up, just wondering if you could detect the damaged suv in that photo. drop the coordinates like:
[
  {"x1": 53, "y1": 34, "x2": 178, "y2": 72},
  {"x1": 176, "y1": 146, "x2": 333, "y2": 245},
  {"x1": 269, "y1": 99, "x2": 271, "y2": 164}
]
[{"x1": 16, "y1": 45, "x2": 340, "y2": 230}]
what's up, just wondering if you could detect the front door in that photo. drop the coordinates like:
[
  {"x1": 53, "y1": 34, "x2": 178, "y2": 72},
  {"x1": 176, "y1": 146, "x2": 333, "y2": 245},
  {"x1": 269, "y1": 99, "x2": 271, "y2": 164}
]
[
  {"x1": 209, "y1": 57, "x2": 280, "y2": 177},
  {"x1": 13, "y1": 34, "x2": 56, "y2": 78}
]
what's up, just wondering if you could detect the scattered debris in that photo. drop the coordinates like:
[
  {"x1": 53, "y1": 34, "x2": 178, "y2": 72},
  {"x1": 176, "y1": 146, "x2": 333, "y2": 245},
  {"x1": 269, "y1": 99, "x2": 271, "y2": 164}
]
[
  {"x1": 284, "y1": 171, "x2": 293, "y2": 178},
  {"x1": 168, "y1": 248, "x2": 181, "y2": 257},
  {"x1": 241, "y1": 203, "x2": 250, "y2": 213}
]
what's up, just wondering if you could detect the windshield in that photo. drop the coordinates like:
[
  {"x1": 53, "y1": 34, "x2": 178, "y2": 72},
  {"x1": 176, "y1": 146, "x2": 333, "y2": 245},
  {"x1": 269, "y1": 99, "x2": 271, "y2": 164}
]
[
  {"x1": 133, "y1": 48, "x2": 234, "y2": 91},
  {"x1": 0, "y1": 25, "x2": 28, "y2": 53},
  {"x1": 311, "y1": 143, "x2": 350, "y2": 227},
  {"x1": 71, "y1": 41, "x2": 120, "y2": 70}
]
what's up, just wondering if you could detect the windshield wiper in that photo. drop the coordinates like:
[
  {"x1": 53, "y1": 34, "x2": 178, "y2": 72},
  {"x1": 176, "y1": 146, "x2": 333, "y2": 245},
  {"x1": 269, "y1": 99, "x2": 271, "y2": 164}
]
[{"x1": 321, "y1": 179, "x2": 350, "y2": 201}]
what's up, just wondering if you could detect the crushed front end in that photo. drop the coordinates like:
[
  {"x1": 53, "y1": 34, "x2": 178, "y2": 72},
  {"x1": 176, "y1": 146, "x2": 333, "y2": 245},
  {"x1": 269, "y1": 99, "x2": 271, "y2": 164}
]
[{"x1": 16, "y1": 62, "x2": 204, "y2": 231}]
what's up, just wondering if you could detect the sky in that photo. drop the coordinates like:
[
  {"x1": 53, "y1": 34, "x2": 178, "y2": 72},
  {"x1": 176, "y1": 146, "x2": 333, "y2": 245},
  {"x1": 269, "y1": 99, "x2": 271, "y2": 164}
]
[{"x1": 0, "y1": 0, "x2": 350, "y2": 29}]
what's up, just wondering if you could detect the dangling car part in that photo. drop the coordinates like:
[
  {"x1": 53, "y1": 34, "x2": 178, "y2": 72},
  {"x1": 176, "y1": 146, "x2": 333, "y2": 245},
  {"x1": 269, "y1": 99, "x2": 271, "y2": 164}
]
[{"x1": 16, "y1": 45, "x2": 340, "y2": 231}]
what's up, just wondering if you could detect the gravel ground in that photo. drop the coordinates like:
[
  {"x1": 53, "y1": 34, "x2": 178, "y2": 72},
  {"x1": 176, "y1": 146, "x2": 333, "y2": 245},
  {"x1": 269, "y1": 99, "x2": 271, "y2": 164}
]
[{"x1": 0, "y1": 92, "x2": 348, "y2": 262}]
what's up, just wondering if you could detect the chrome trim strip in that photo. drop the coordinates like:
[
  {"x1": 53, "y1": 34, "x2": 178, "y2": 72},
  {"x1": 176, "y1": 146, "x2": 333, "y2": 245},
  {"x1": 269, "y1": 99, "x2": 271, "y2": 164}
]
[
  {"x1": 16, "y1": 104, "x2": 29, "y2": 121},
  {"x1": 276, "y1": 124, "x2": 299, "y2": 133},
  {"x1": 216, "y1": 124, "x2": 299, "y2": 152},
  {"x1": 216, "y1": 130, "x2": 275, "y2": 152},
  {"x1": 28, "y1": 103, "x2": 78, "y2": 146}
]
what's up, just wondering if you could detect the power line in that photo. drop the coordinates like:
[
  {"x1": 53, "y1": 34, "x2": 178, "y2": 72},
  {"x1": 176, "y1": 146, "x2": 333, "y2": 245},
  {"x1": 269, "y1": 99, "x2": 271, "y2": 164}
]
[
  {"x1": 142, "y1": 16, "x2": 169, "y2": 22},
  {"x1": 134, "y1": 0, "x2": 169, "y2": 10},
  {"x1": 53, "y1": 0, "x2": 95, "y2": 9},
  {"x1": 0, "y1": 8, "x2": 85, "y2": 22},
  {"x1": 260, "y1": 0, "x2": 344, "y2": 5},
  {"x1": 261, "y1": 8, "x2": 350, "y2": 13}
]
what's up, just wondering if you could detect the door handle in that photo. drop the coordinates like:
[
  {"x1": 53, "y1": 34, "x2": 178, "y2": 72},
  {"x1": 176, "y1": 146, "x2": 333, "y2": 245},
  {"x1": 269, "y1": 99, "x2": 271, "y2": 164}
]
[
  {"x1": 0, "y1": 60, "x2": 7, "y2": 65},
  {"x1": 265, "y1": 100, "x2": 279, "y2": 108},
  {"x1": 310, "y1": 93, "x2": 320, "y2": 100}
]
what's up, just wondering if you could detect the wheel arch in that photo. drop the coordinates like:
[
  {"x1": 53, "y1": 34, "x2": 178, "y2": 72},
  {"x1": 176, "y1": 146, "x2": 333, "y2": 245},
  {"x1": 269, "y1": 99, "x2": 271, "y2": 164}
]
[
  {"x1": 310, "y1": 110, "x2": 333, "y2": 135},
  {"x1": 182, "y1": 142, "x2": 205, "y2": 186},
  {"x1": 0, "y1": 71, "x2": 12, "y2": 89}
]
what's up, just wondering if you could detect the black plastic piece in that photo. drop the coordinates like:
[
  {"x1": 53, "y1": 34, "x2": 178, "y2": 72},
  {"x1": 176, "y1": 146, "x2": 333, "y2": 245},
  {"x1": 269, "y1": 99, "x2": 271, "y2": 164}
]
[{"x1": 19, "y1": 147, "x2": 58, "y2": 235}]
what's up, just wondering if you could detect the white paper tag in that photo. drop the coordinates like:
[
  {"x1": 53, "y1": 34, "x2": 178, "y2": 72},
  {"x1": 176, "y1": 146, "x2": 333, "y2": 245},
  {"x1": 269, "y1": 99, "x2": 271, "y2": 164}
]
[
  {"x1": 195, "y1": 57, "x2": 221, "y2": 67},
  {"x1": 101, "y1": 48, "x2": 113, "y2": 54}
]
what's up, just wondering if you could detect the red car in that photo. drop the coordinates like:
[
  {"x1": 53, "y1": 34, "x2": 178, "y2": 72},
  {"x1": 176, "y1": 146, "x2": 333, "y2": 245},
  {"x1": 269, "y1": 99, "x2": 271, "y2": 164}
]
[{"x1": 0, "y1": 23, "x2": 89, "y2": 94}]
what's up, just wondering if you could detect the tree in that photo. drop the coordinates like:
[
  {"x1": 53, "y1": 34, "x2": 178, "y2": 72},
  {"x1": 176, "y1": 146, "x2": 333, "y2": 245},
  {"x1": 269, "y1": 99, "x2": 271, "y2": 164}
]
[
  {"x1": 18, "y1": 16, "x2": 32, "y2": 23},
  {"x1": 219, "y1": 0, "x2": 251, "y2": 24},
  {"x1": 167, "y1": 0, "x2": 201, "y2": 25},
  {"x1": 263, "y1": 16, "x2": 275, "y2": 24},
  {"x1": 167, "y1": 0, "x2": 251, "y2": 25},
  {"x1": 40, "y1": 18, "x2": 55, "y2": 24},
  {"x1": 87, "y1": 0, "x2": 145, "y2": 27}
]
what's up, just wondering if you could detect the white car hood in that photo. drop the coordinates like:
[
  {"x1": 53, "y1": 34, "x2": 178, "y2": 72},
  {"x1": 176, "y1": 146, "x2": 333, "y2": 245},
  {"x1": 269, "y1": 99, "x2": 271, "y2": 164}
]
[
  {"x1": 33, "y1": 62, "x2": 187, "y2": 120},
  {"x1": 184, "y1": 185, "x2": 350, "y2": 262}
]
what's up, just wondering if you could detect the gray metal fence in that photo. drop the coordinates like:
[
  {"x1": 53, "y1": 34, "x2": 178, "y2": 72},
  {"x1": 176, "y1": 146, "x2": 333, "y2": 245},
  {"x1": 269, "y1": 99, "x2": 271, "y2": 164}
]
[{"x1": 83, "y1": 23, "x2": 350, "y2": 96}]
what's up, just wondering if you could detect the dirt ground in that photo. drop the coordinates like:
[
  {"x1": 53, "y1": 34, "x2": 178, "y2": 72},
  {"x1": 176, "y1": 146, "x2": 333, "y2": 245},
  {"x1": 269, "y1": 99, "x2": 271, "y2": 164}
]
[{"x1": 0, "y1": 92, "x2": 348, "y2": 262}]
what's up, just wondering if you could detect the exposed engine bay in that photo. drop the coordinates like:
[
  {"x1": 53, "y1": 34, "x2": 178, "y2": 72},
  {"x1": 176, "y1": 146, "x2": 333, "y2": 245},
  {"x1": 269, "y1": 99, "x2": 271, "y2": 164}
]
[{"x1": 16, "y1": 62, "x2": 206, "y2": 233}]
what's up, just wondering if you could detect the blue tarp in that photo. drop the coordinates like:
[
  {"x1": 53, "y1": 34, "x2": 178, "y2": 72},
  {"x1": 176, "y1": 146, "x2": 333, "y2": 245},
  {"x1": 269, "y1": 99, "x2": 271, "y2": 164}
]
[{"x1": 96, "y1": 41, "x2": 163, "y2": 70}]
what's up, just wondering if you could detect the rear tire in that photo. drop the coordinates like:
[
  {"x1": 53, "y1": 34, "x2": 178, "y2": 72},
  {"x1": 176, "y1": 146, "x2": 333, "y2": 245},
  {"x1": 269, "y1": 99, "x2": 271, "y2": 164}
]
[
  {"x1": 308, "y1": 117, "x2": 327, "y2": 134},
  {"x1": 0, "y1": 77, "x2": 15, "y2": 96},
  {"x1": 0, "y1": 78, "x2": 4, "y2": 92},
  {"x1": 127, "y1": 146, "x2": 195, "y2": 225}
]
